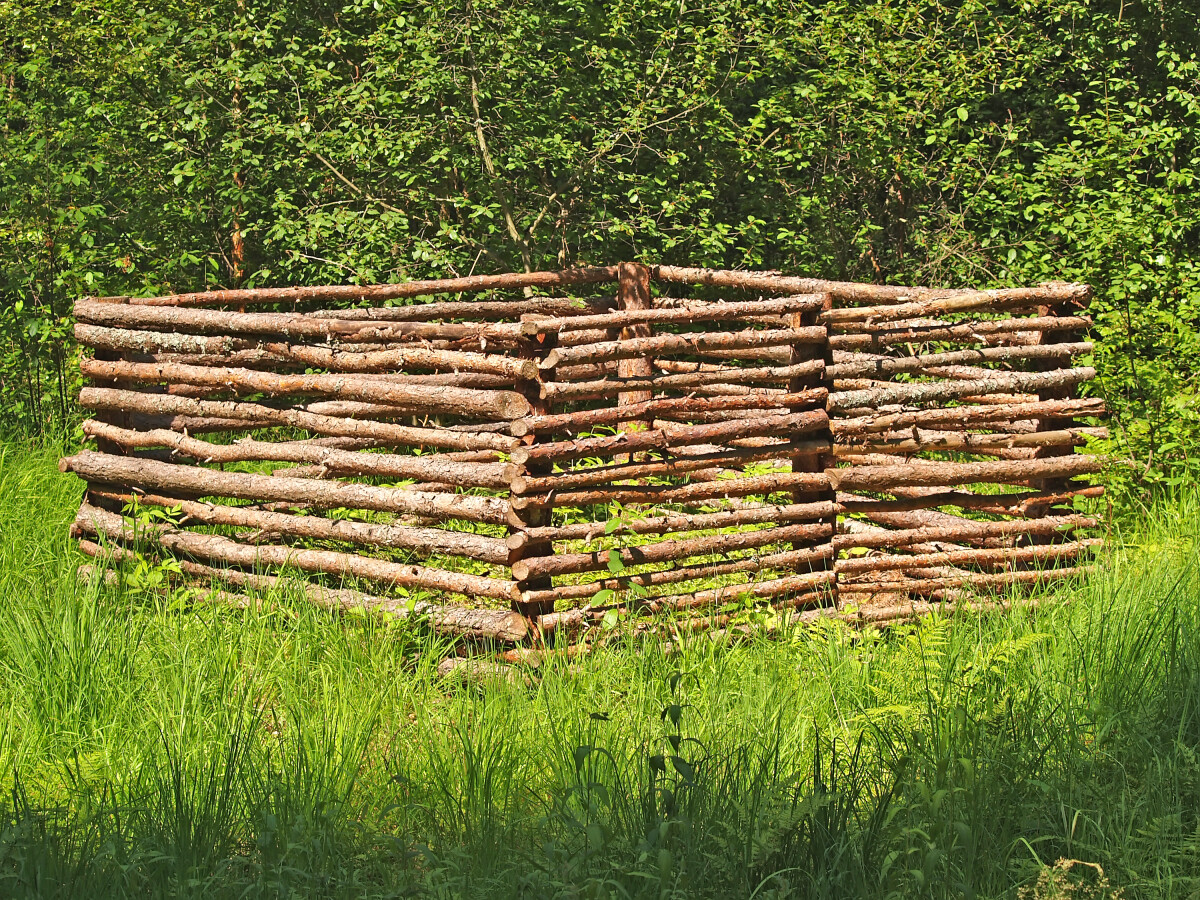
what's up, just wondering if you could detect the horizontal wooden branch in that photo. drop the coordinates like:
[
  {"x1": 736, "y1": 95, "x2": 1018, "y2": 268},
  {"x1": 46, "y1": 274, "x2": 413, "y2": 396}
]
[
  {"x1": 832, "y1": 514, "x2": 1097, "y2": 551},
  {"x1": 828, "y1": 315, "x2": 1090, "y2": 350},
  {"x1": 114, "y1": 337, "x2": 534, "y2": 380},
  {"x1": 307, "y1": 295, "x2": 615, "y2": 322},
  {"x1": 834, "y1": 485, "x2": 1104, "y2": 517},
  {"x1": 634, "y1": 571, "x2": 833, "y2": 614},
  {"x1": 510, "y1": 471, "x2": 833, "y2": 511},
  {"x1": 75, "y1": 300, "x2": 526, "y2": 346},
  {"x1": 839, "y1": 567, "x2": 1087, "y2": 594},
  {"x1": 509, "y1": 389, "x2": 826, "y2": 437},
  {"x1": 828, "y1": 368, "x2": 1094, "y2": 411},
  {"x1": 510, "y1": 521, "x2": 834, "y2": 582},
  {"x1": 831, "y1": 397, "x2": 1104, "y2": 436},
  {"x1": 80, "y1": 388, "x2": 519, "y2": 452},
  {"x1": 61, "y1": 451, "x2": 509, "y2": 524},
  {"x1": 81, "y1": 359, "x2": 532, "y2": 420},
  {"x1": 832, "y1": 427, "x2": 1107, "y2": 458},
  {"x1": 823, "y1": 293, "x2": 1030, "y2": 324},
  {"x1": 826, "y1": 342, "x2": 1092, "y2": 379},
  {"x1": 653, "y1": 267, "x2": 1089, "y2": 307},
  {"x1": 519, "y1": 295, "x2": 825, "y2": 335},
  {"x1": 510, "y1": 440, "x2": 825, "y2": 494},
  {"x1": 530, "y1": 569, "x2": 833, "y2": 622},
  {"x1": 541, "y1": 359, "x2": 824, "y2": 401},
  {"x1": 518, "y1": 545, "x2": 834, "y2": 607},
  {"x1": 86, "y1": 487, "x2": 510, "y2": 564},
  {"x1": 81, "y1": 421, "x2": 515, "y2": 488},
  {"x1": 834, "y1": 538, "x2": 1100, "y2": 575},
  {"x1": 506, "y1": 500, "x2": 834, "y2": 549},
  {"x1": 88, "y1": 266, "x2": 620, "y2": 307},
  {"x1": 257, "y1": 341, "x2": 536, "y2": 379},
  {"x1": 511, "y1": 408, "x2": 829, "y2": 466},
  {"x1": 541, "y1": 326, "x2": 825, "y2": 369},
  {"x1": 74, "y1": 501, "x2": 517, "y2": 601},
  {"x1": 79, "y1": 539, "x2": 525, "y2": 642},
  {"x1": 827, "y1": 454, "x2": 1103, "y2": 490}
]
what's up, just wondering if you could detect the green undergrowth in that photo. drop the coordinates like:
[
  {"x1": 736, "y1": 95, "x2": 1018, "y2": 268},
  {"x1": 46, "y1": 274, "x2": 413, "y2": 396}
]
[{"x1": 1, "y1": 440, "x2": 1198, "y2": 898}]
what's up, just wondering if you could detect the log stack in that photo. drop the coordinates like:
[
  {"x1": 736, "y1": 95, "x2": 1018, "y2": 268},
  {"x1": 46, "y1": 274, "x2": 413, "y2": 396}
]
[
  {"x1": 60, "y1": 264, "x2": 1104, "y2": 646},
  {"x1": 819, "y1": 277, "x2": 1104, "y2": 603}
]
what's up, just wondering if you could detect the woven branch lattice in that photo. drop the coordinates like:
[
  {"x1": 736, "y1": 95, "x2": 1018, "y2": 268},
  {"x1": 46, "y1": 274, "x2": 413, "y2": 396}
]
[{"x1": 62, "y1": 263, "x2": 1104, "y2": 648}]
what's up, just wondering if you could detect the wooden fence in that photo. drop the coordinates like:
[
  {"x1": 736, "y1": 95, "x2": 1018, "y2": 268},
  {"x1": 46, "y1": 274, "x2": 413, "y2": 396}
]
[{"x1": 62, "y1": 263, "x2": 1104, "y2": 647}]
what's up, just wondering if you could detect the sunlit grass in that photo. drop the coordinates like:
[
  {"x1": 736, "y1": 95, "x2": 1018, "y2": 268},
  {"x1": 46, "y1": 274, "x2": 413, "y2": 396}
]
[{"x1": 0, "y1": 440, "x2": 1197, "y2": 897}]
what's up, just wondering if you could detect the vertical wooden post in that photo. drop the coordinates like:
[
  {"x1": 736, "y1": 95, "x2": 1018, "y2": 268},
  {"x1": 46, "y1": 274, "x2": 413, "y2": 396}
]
[
  {"x1": 509, "y1": 322, "x2": 559, "y2": 619},
  {"x1": 617, "y1": 262, "x2": 654, "y2": 441},
  {"x1": 787, "y1": 293, "x2": 837, "y2": 605}
]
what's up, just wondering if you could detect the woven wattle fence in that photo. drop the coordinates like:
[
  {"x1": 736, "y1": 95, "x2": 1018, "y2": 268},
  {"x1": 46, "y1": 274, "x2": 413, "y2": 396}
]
[{"x1": 62, "y1": 263, "x2": 1104, "y2": 647}]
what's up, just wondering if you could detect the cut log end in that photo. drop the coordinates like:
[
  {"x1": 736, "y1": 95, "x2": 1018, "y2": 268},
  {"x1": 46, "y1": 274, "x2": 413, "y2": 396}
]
[{"x1": 500, "y1": 393, "x2": 535, "y2": 420}]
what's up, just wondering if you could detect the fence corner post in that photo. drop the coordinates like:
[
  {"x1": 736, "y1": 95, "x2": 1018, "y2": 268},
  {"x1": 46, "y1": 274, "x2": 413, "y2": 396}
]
[
  {"x1": 616, "y1": 262, "x2": 654, "y2": 442},
  {"x1": 509, "y1": 317, "x2": 559, "y2": 622},
  {"x1": 789, "y1": 292, "x2": 838, "y2": 605}
]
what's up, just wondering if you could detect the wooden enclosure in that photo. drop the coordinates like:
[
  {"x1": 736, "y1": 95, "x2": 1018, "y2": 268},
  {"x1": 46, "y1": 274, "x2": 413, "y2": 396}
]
[{"x1": 62, "y1": 263, "x2": 1104, "y2": 647}]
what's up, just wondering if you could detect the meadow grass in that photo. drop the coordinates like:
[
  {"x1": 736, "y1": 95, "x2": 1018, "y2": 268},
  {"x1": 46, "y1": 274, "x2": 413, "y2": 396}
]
[{"x1": 0, "y1": 440, "x2": 1198, "y2": 897}]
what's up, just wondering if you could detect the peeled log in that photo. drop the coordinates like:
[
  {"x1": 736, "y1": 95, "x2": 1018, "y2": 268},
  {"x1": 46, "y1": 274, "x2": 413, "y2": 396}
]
[
  {"x1": 60, "y1": 451, "x2": 508, "y2": 524},
  {"x1": 827, "y1": 454, "x2": 1103, "y2": 490},
  {"x1": 73, "y1": 501, "x2": 517, "y2": 601},
  {"x1": 80, "y1": 359, "x2": 532, "y2": 420},
  {"x1": 80, "y1": 388, "x2": 518, "y2": 452}
]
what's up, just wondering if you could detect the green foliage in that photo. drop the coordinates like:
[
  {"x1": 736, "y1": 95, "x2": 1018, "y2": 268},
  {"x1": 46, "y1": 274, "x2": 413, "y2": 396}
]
[
  {"x1": 2, "y1": 0, "x2": 1199, "y2": 472},
  {"x1": 6, "y1": 444, "x2": 1200, "y2": 894}
]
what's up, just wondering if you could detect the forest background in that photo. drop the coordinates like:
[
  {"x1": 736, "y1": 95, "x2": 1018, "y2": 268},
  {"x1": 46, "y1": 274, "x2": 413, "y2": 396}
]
[{"x1": 2, "y1": 0, "x2": 1198, "y2": 499}]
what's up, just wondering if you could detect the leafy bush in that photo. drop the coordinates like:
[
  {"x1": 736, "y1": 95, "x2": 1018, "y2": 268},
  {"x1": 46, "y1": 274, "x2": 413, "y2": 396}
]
[{"x1": 3, "y1": 0, "x2": 1198, "y2": 494}]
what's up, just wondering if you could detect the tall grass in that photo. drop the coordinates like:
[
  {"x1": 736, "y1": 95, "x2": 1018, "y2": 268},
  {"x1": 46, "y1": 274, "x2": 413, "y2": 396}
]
[{"x1": 0, "y1": 440, "x2": 1198, "y2": 897}]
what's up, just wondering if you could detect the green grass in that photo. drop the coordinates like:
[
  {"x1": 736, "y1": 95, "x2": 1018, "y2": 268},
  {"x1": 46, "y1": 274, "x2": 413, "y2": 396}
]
[{"x1": 1, "y1": 440, "x2": 1198, "y2": 898}]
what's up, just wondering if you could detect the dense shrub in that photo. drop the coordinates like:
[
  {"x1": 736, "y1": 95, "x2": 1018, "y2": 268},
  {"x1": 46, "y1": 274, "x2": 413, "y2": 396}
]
[{"x1": 3, "y1": 0, "x2": 1198, "y2": 495}]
